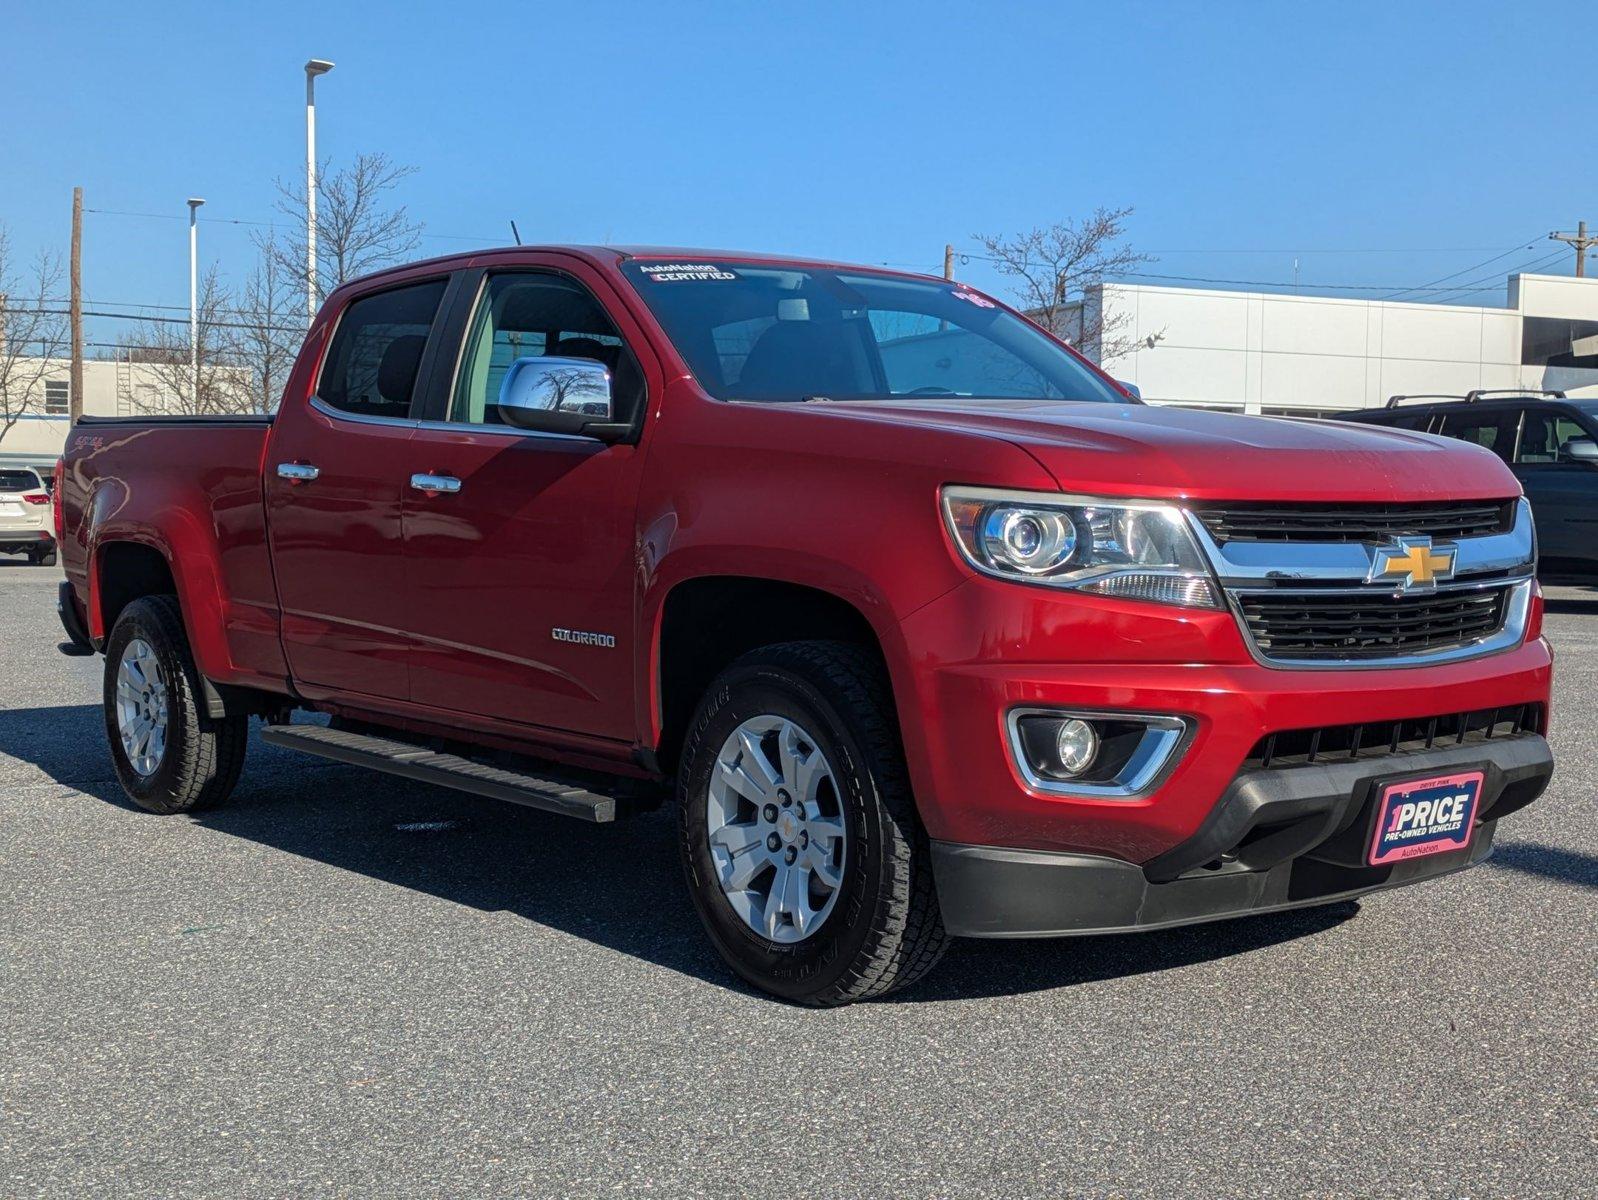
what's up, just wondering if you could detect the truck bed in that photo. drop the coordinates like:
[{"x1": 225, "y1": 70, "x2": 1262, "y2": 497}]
[{"x1": 59, "y1": 413, "x2": 289, "y2": 692}]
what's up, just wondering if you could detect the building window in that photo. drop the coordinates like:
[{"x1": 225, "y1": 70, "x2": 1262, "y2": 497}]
[
  {"x1": 1522, "y1": 317, "x2": 1598, "y2": 369},
  {"x1": 44, "y1": 380, "x2": 70, "y2": 415}
]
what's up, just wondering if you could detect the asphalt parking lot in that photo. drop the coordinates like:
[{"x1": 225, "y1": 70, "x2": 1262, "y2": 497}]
[{"x1": 1, "y1": 561, "x2": 1594, "y2": 1198}]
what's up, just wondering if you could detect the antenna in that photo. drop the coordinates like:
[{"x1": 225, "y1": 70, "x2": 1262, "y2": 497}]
[{"x1": 509, "y1": 219, "x2": 522, "y2": 246}]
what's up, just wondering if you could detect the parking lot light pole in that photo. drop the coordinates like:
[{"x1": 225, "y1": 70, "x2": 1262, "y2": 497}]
[
  {"x1": 304, "y1": 58, "x2": 335, "y2": 319},
  {"x1": 187, "y1": 197, "x2": 204, "y2": 406}
]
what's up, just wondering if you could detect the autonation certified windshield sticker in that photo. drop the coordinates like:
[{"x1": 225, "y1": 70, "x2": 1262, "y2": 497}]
[
  {"x1": 1368, "y1": 771, "x2": 1481, "y2": 866},
  {"x1": 639, "y1": 262, "x2": 738, "y2": 282}
]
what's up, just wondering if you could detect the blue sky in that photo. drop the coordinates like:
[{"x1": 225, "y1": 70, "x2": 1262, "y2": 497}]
[{"x1": 5, "y1": 0, "x2": 1595, "y2": 339}]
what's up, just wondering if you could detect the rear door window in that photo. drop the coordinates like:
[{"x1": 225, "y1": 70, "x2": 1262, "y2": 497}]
[
  {"x1": 317, "y1": 280, "x2": 448, "y2": 421},
  {"x1": 1439, "y1": 409, "x2": 1519, "y2": 463}
]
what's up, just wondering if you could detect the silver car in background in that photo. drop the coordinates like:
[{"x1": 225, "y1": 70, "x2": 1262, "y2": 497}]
[{"x1": 0, "y1": 468, "x2": 56, "y2": 566}]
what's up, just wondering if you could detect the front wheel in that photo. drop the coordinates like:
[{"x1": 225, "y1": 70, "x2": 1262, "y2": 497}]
[
  {"x1": 103, "y1": 595, "x2": 248, "y2": 814},
  {"x1": 678, "y1": 641, "x2": 947, "y2": 1006}
]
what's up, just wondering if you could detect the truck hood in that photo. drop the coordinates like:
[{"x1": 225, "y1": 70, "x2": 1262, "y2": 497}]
[{"x1": 819, "y1": 398, "x2": 1521, "y2": 503}]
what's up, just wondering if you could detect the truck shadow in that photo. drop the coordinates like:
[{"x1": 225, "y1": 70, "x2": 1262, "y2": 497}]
[
  {"x1": 1542, "y1": 584, "x2": 1598, "y2": 614},
  {"x1": 8, "y1": 702, "x2": 1578, "y2": 1004}
]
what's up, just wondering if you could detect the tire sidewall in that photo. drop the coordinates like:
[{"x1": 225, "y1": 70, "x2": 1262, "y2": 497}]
[
  {"x1": 103, "y1": 599, "x2": 201, "y2": 813},
  {"x1": 679, "y1": 658, "x2": 895, "y2": 1003}
]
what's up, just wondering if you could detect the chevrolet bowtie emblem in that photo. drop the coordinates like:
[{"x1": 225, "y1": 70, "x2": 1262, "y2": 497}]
[{"x1": 1368, "y1": 537, "x2": 1456, "y2": 590}]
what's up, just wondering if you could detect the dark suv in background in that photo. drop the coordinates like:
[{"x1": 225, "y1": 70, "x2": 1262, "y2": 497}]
[{"x1": 1337, "y1": 390, "x2": 1598, "y2": 583}]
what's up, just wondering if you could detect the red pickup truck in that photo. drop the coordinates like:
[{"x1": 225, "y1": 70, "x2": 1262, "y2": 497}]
[{"x1": 56, "y1": 246, "x2": 1554, "y2": 1005}]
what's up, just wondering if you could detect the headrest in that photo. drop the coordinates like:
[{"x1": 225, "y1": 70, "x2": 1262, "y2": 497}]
[
  {"x1": 377, "y1": 334, "x2": 428, "y2": 406},
  {"x1": 738, "y1": 320, "x2": 860, "y2": 398}
]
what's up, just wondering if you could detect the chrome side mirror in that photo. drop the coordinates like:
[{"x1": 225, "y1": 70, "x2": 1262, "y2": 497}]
[
  {"x1": 1559, "y1": 437, "x2": 1598, "y2": 466},
  {"x1": 497, "y1": 355, "x2": 621, "y2": 438}
]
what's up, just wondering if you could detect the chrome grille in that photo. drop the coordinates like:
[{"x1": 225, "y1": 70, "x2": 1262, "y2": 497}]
[
  {"x1": 1193, "y1": 500, "x2": 1514, "y2": 544},
  {"x1": 1236, "y1": 585, "x2": 1510, "y2": 661}
]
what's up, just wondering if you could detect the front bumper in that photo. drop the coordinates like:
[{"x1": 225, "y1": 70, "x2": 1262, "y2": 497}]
[
  {"x1": 931, "y1": 732, "x2": 1552, "y2": 937},
  {"x1": 894, "y1": 575, "x2": 1554, "y2": 861}
]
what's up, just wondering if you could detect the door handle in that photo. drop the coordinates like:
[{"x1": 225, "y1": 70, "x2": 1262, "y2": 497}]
[
  {"x1": 410, "y1": 473, "x2": 462, "y2": 495},
  {"x1": 277, "y1": 462, "x2": 319, "y2": 482}
]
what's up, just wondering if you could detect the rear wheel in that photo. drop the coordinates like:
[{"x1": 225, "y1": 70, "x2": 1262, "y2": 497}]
[
  {"x1": 678, "y1": 641, "x2": 947, "y2": 1006},
  {"x1": 31, "y1": 545, "x2": 57, "y2": 567},
  {"x1": 103, "y1": 596, "x2": 248, "y2": 814}
]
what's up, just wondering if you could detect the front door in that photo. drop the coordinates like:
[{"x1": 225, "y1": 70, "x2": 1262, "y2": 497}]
[
  {"x1": 400, "y1": 263, "x2": 652, "y2": 741},
  {"x1": 1511, "y1": 406, "x2": 1598, "y2": 576},
  {"x1": 265, "y1": 276, "x2": 450, "y2": 698}
]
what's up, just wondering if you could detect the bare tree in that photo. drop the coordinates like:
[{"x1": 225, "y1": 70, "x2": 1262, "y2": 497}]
[
  {"x1": 974, "y1": 207, "x2": 1152, "y2": 362},
  {"x1": 228, "y1": 250, "x2": 301, "y2": 412},
  {"x1": 0, "y1": 227, "x2": 67, "y2": 446},
  {"x1": 122, "y1": 268, "x2": 258, "y2": 415},
  {"x1": 260, "y1": 151, "x2": 424, "y2": 312}
]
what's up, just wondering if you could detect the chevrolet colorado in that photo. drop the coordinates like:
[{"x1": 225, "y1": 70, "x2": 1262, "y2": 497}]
[{"x1": 55, "y1": 247, "x2": 1554, "y2": 1005}]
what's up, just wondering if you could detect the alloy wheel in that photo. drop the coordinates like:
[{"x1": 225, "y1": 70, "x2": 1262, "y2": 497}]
[{"x1": 705, "y1": 714, "x2": 847, "y2": 943}]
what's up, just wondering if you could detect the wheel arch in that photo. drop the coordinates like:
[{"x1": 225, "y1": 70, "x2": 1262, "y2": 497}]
[
  {"x1": 92, "y1": 538, "x2": 280, "y2": 720},
  {"x1": 648, "y1": 573, "x2": 904, "y2": 779}
]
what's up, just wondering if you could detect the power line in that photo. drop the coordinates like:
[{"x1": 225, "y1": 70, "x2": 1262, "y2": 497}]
[
  {"x1": 954, "y1": 245, "x2": 1569, "y2": 294},
  {"x1": 22, "y1": 306, "x2": 306, "y2": 335},
  {"x1": 1142, "y1": 245, "x2": 1518, "y2": 255},
  {"x1": 1423, "y1": 249, "x2": 1569, "y2": 304},
  {"x1": 1378, "y1": 236, "x2": 1544, "y2": 301},
  {"x1": 85, "y1": 205, "x2": 498, "y2": 246}
]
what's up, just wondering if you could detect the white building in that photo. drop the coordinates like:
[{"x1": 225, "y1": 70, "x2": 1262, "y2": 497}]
[
  {"x1": 1083, "y1": 272, "x2": 1598, "y2": 415},
  {"x1": 0, "y1": 357, "x2": 253, "y2": 476}
]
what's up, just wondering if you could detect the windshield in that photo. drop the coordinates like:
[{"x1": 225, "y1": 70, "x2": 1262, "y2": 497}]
[
  {"x1": 620, "y1": 260, "x2": 1127, "y2": 405},
  {"x1": 0, "y1": 470, "x2": 42, "y2": 492}
]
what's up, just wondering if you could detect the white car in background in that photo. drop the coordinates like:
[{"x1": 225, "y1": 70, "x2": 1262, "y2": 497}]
[{"x1": 0, "y1": 468, "x2": 57, "y2": 566}]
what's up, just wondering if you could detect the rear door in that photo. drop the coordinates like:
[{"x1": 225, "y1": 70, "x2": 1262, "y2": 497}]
[
  {"x1": 1510, "y1": 405, "x2": 1598, "y2": 575},
  {"x1": 265, "y1": 276, "x2": 453, "y2": 699},
  {"x1": 397, "y1": 260, "x2": 653, "y2": 741}
]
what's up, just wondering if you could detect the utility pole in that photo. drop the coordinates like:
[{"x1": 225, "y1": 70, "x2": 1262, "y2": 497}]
[
  {"x1": 943, "y1": 243, "x2": 955, "y2": 280},
  {"x1": 69, "y1": 187, "x2": 83, "y2": 424},
  {"x1": 1550, "y1": 221, "x2": 1596, "y2": 278}
]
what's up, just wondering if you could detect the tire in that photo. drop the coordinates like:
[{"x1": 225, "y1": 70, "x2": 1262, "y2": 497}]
[
  {"x1": 678, "y1": 641, "x2": 947, "y2": 1006},
  {"x1": 103, "y1": 595, "x2": 248, "y2": 814},
  {"x1": 32, "y1": 545, "x2": 57, "y2": 567}
]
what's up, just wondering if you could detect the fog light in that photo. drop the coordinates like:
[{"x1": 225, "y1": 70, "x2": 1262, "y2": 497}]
[
  {"x1": 1055, "y1": 718, "x2": 1099, "y2": 776},
  {"x1": 1011, "y1": 709, "x2": 1191, "y2": 797}
]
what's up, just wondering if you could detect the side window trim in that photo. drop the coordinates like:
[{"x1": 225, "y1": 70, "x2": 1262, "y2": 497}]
[
  {"x1": 1506, "y1": 406, "x2": 1526, "y2": 464},
  {"x1": 310, "y1": 273, "x2": 458, "y2": 426}
]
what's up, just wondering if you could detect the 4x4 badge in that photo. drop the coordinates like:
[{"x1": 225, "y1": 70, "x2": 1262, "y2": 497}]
[{"x1": 1367, "y1": 536, "x2": 1456, "y2": 591}]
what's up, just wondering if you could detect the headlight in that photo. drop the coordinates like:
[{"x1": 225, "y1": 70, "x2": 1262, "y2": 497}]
[{"x1": 941, "y1": 486, "x2": 1220, "y2": 608}]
